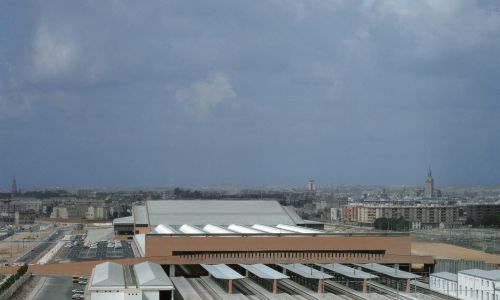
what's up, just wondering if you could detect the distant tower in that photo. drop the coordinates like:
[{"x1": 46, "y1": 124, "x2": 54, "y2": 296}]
[
  {"x1": 11, "y1": 176, "x2": 18, "y2": 196},
  {"x1": 424, "y1": 167, "x2": 434, "y2": 199},
  {"x1": 307, "y1": 180, "x2": 316, "y2": 192}
]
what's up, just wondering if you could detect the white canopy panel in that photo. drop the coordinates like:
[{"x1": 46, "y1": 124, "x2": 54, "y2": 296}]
[
  {"x1": 251, "y1": 224, "x2": 294, "y2": 234},
  {"x1": 154, "y1": 224, "x2": 176, "y2": 234},
  {"x1": 227, "y1": 224, "x2": 263, "y2": 234},
  {"x1": 178, "y1": 224, "x2": 204, "y2": 234},
  {"x1": 201, "y1": 264, "x2": 245, "y2": 280},
  {"x1": 239, "y1": 264, "x2": 289, "y2": 280},
  {"x1": 203, "y1": 224, "x2": 234, "y2": 234},
  {"x1": 276, "y1": 224, "x2": 323, "y2": 234}
]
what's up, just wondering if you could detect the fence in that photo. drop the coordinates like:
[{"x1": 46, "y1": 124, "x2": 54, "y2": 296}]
[{"x1": 434, "y1": 259, "x2": 498, "y2": 273}]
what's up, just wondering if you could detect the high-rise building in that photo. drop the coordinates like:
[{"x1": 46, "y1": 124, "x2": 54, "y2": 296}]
[{"x1": 424, "y1": 167, "x2": 434, "y2": 199}]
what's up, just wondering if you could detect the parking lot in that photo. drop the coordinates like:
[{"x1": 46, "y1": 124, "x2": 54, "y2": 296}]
[{"x1": 56, "y1": 236, "x2": 134, "y2": 261}]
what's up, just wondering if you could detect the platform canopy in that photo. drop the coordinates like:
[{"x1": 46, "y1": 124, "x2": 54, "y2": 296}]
[
  {"x1": 278, "y1": 264, "x2": 333, "y2": 280},
  {"x1": 239, "y1": 264, "x2": 289, "y2": 280},
  {"x1": 318, "y1": 263, "x2": 378, "y2": 280},
  {"x1": 357, "y1": 263, "x2": 421, "y2": 279},
  {"x1": 201, "y1": 264, "x2": 245, "y2": 280}
]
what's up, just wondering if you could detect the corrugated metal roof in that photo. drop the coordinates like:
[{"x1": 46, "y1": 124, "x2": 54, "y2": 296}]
[
  {"x1": 91, "y1": 262, "x2": 125, "y2": 287},
  {"x1": 319, "y1": 263, "x2": 378, "y2": 279},
  {"x1": 431, "y1": 272, "x2": 458, "y2": 282},
  {"x1": 459, "y1": 269, "x2": 500, "y2": 281},
  {"x1": 278, "y1": 264, "x2": 333, "y2": 279},
  {"x1": 146, "y1": 200, "x2": 301, "y2": 226},
  {"x1": 134, "y1": 261, "x2": 173, "y2": 288},
  {"x1": 201, "y1": 264, "x2": 245, "y2": 280},
  {"x1": 358, "y1": 263, "x2": 421, "y2": 279},
  {"x1": 239, "y1": 264, "x2": 289, "y2": 280},
  {"x1": 133, "y1": 205, "x2": 148, "y2": 225}
]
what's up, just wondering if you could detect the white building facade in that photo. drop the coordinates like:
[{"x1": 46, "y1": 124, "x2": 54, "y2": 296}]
[
  {"x1": 457, "y1": 269, "x2": 500, "y2": 300},
  {"x1": 430, "y1": 272, "x2": 458, "y2": 298}
]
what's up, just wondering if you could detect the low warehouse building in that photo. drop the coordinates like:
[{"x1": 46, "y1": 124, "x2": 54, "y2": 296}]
[{"x1": 88, "y1": 261, "x2": 174, "y2": 300}]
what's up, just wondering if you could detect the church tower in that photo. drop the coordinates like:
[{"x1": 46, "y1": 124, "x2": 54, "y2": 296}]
[
  {"x1": 11, "y1": 176, "x2": 18, "y2": 197},
  {"x1": 424, "y1": 167, "x2": 434, "y2": 199}
]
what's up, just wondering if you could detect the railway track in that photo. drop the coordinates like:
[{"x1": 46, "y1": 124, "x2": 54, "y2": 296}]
[
  {"x1": 324, "y1": 280, "x2": 368, "y2": 300},
  {"x1": 368, "y1": 281, "x2": 420, "y2": 300},
  {"x1": 193, "y1": 278, "x2": 224, "y2": 300},
  {"x1": 233, "y1": 279, "x2": 274, "y2": 300},
  {"x1": 279, "y1": 279, "x2": 321, "y2": 300},
  {"x1": 412, "y1": 282, "x2": 456, "y2": 300}
]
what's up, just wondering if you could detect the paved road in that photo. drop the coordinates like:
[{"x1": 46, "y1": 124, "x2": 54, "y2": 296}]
[
  {"x1": 30, "y1": 276, "x2": 75, "y2": 300},
  {"x1": 17, "y1": 230, "x2": 65, "y2": 264}
]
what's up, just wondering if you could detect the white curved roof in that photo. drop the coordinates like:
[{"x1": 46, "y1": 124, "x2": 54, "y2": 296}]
[
  {"x1": 252, "y1": 224, "x2": 294, "y2": 234},
  {"x1": 203, "y1": 224, "x2": 233, "y2": 234},
  {"x1": 227, "y1": 224, "x2": 263, "y2": 234},
  {"x1": 154, "y1": 224, "x2": 176, "y2": 234},
  {"x1": 276, "y1": 224, "x2": 323, "y2": 234},
  {"x1": 178, "y1": 224, "x2": 204, "y2": 234}
]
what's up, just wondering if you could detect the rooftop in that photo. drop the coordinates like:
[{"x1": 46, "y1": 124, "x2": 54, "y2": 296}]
[
  {"x1": 134, "y1": 261, "x2": 173, "y2": 288},
  {"x1": 145, "y1": 200, "x2": 301, "y2": 226},
  {"x1": 459, "y1": 269, "x2": 500, "y2": 281},
  {"x1": 431, "y1": 272, "x2": 458, "y2": 282},
  {"x1": 133, "y1": 205, "x2": 148, "y2": 225},
  {"x1": 91, "y1": 262, "x2": 125, "y2": 287}
]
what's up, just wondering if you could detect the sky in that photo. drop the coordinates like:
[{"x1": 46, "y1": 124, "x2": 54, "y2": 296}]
[{"x1": 1, "y1": 0, "x2": 500, "y2": 189}]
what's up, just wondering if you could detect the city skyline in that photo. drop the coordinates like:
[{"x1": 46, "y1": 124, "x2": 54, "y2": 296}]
[{"x1": 1, "y1": 1, "x2": 500, "y2": 187}]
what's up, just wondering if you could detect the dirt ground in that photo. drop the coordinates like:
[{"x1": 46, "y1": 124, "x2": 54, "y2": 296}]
[
  {"x1": 0, "y1": 230, "x2": 53, "y2": 265},
  {"x1": 412, "y1": 241, "x2": 500, "y2": 263}
]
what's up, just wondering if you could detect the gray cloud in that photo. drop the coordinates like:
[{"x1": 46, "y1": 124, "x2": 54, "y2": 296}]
[{"x1": 175, "y1": 72, "x2": 237, "y2": 120}]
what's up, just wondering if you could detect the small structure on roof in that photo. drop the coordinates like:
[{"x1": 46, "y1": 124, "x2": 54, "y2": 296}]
[{"x1": 88, "y1": 261, "x2": 174, "y2": 300}]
